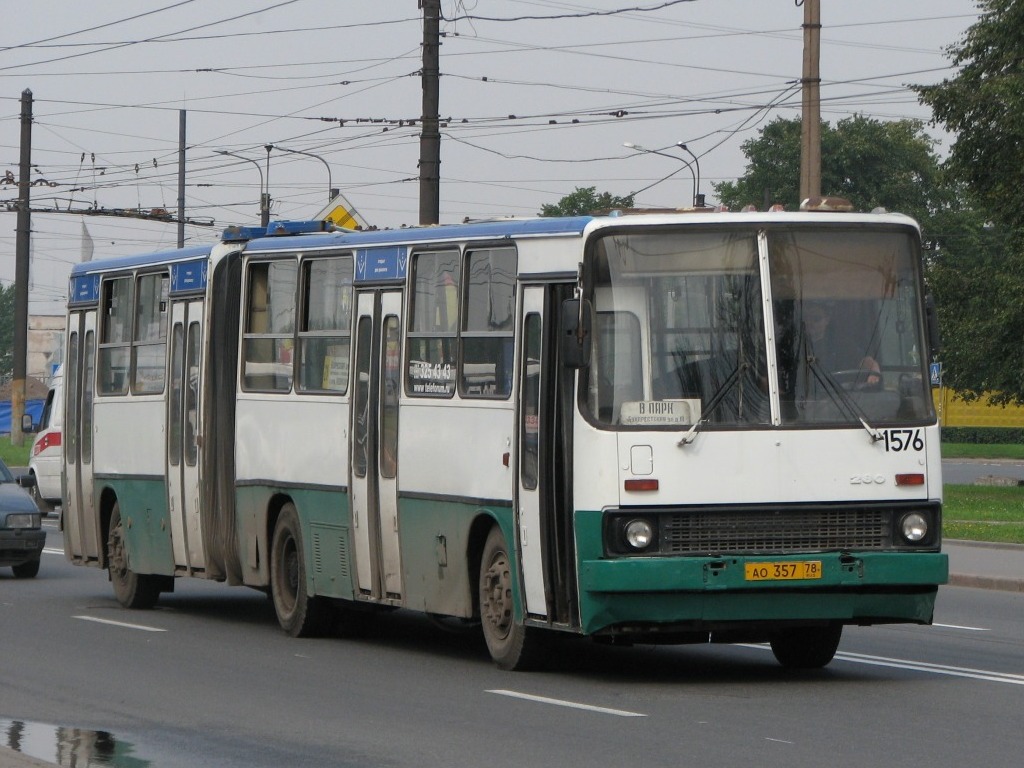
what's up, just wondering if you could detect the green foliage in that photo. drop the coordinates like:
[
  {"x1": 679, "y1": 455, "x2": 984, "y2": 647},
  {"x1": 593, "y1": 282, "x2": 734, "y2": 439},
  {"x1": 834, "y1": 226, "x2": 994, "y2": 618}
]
[
  {"x1": 944, "y1": 484, "x2": 1024, "y2": 544},
  {"x1": 713, "y1": 115, "x2": 943, "y2": 218},
  {"x1": 539, "y1": 186, "x2": 634, "y2": 217},
  {"x1": 915, "y1": 0, "x2": 1024, "y2": 232},
  {"x1": 0, "y1": 282, "x2": 14, "y2": 380},
  {"x1": 913, "y1": 1, "x2": 1024, "y2": 403},
  {"x1": 0, "y1": 436, "x2": 31, "y2": 468},
  {"x1": 941, "y1": 427, "x2": 1024, "y2": 446}
]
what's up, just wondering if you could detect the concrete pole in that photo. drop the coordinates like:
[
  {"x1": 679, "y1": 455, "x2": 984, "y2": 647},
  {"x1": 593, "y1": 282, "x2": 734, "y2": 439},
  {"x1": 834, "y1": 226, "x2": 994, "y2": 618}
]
[
  {"x1": 799, "y1": 0, "x2": 821, "y2": 204},
  {"x1": 12, "y1": 89, "x2": 33, "y2": 447},
  {"x1": 419, "y1": 0, "x2": 441, "y2": 225}
]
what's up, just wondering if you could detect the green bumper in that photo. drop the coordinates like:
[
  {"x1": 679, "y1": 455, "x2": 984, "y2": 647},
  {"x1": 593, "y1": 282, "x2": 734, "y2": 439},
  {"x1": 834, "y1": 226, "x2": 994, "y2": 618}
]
[{"x1": 577, "y1": 551, "x2": 948, "y2": 635}]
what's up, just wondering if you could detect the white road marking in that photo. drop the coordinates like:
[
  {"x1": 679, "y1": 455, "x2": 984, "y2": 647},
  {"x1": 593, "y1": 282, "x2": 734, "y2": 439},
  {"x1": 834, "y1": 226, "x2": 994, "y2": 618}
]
[
  {"x1": 74, "y1": 615, "x2": 167, "y2": 633},
  {"x1": 932, "y1": 623, "x2": 989, "y2": 632},
  {"x1": 740, "y1": 644, "x2": 1024, "y2": 685},
  {"x1": 43, "y1": 547, "x2": 64, "y2": 555},
  {"x1": 766, "y1": 738, "x2": 794, "y2": 744},
  {"x1": 487, "y1": 689, "x2": 646, "y2": 717}
]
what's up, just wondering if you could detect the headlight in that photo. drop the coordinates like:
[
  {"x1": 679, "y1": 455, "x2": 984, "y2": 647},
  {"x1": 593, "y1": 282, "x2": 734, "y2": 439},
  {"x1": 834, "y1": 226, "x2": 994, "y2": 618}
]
[
  {"x1": 624, "y1": 519, "x2": 655, "y2": 550},
  {"x1": 5, "y1": 512, "x2": 40, "y2": 529},
  {"x1": 899, "y1": 512, "x2": 928, "y2": 543}
]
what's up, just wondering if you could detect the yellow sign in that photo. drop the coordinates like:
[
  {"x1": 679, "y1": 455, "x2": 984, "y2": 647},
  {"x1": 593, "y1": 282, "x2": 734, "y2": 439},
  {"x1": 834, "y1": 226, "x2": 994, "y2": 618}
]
[
  {"x1": 324, "y1": 205, "x2": 360, "y2": 229},
  {"x1": 316, "y1": 192, "x2": 369, "y2": 230}
]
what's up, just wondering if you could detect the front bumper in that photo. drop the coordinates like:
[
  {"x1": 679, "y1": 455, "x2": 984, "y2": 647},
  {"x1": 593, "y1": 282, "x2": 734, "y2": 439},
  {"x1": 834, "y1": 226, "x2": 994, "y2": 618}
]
[{"x1": 0, "y1": 528, "x2": 46, "y2": 566}]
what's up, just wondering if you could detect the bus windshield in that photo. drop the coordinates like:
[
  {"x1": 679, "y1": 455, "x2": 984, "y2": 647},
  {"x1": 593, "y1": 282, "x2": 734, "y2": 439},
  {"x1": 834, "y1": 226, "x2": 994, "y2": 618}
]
[{"x1": 585, "y1": 225, "x2": 932, "y2": 429}]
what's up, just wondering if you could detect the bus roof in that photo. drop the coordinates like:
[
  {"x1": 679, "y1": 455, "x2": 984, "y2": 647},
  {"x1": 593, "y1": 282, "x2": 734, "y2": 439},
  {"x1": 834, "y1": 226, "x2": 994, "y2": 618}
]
[
  {"x1": 241, "y1": 216, "x2": 596, "y2": 253},
  {"x1": 69, "y1": 243, "x2": 214, "y2": 278}
]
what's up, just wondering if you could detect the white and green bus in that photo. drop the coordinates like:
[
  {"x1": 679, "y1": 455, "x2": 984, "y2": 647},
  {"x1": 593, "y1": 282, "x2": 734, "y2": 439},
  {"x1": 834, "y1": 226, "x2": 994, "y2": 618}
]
[{"x1": 62, "y1": 205, "x2": 947, "y2": 670}]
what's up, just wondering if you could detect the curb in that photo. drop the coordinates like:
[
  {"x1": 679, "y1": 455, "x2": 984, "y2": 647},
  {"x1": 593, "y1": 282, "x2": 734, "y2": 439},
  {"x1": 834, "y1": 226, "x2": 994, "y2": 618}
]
[{"x1": 948, "y1": 573, "x2": 1024, "y2": 592}]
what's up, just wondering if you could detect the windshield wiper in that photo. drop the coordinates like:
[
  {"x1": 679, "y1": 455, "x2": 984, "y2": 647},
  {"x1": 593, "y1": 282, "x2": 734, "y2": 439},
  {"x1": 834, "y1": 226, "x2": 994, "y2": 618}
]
[
  {"x1": 677, "y1": 362, "x2": 745, "y2": 446},
  {"x1": 805, "y1": 354, "x2": 883, "y2": 443}
]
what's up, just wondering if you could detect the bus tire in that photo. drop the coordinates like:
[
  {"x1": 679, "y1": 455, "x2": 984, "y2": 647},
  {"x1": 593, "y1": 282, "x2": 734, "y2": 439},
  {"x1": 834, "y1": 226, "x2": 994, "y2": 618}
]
[
  {"x1": 479, "y1": 525, "x2": 545, "y2": 671},
  {"x1": 770, "y1": 624, "x2": 842, "y2": 669},
  {"x1": 107, "y1": 502, "x2": 161, "y2": 609},
  {"x1": 270, "y1": 503, "x2": 331, "y2": 638}
]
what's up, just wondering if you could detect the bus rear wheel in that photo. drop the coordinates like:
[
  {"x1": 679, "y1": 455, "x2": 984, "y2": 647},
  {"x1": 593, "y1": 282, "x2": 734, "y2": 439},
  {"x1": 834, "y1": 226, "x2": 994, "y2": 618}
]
[
  {"x1": 479, "y1": 525, "x2": 545, "y2": 670},
  {"x1": 770, "y1": 624, "x2": 843, "y2": 669},
  {"x1": 270, "y1": 503, "x2": 331, "y2": 637},
  {"x1": 107, "y1": 502, "x2": 161, "y2": 609}
]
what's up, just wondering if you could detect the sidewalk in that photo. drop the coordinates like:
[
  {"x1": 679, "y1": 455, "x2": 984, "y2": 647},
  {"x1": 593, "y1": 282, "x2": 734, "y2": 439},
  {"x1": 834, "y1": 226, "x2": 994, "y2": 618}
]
[{"x1": 945, "y1": 539, "x2": 1024, "y2": 592}]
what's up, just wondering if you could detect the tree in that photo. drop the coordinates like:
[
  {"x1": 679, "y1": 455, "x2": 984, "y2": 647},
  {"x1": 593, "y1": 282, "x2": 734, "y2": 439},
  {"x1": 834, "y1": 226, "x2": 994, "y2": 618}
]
[
  {"x1": 914, "y1": 0, "x2": 1024, "y2": 232},
  {"x1": 913, "y1": 0, "x2": 1024, "y2": 403},
  {"x1": 713, "y1": 115, "x2": 943, "y2": 220},
  {"x1": 539, "y1": 186, "x2": 633, "y2": 217}
]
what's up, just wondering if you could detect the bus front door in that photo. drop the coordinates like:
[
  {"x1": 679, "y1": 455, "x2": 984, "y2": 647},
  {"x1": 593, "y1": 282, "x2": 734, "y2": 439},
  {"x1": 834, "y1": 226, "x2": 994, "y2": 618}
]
[
  {"x1": 64, "y1": 311, "x2": 101, "y2": 563},
  {"x1": 166, "y1": 300, "x2": 205, "y2": 573},
  {"x1": 350, "y1": 290, "x2": 404, "y2": 601}
]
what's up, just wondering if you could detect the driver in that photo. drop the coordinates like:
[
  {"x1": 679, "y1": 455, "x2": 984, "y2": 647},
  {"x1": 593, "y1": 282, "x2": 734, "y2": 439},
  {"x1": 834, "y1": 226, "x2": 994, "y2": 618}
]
[{"x1": 803, "y1": 302, "x2": 880, "y2": 388}]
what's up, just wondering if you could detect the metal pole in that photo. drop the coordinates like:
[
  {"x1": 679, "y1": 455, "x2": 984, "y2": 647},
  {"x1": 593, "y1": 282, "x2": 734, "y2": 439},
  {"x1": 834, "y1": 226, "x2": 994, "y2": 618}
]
[
  {"x1": 677, "y1": 143, "x2": 703, "y2": 207},
  {"x1": 799, "y1": 0, "x2": 822, "y2": 204},
  {"x1": 177, "y1": 110, "x2": 186, "y2": 247},
  {"x1": 264, "y1": 144, "x2": 273, "y2": 227},
  {"x1": 12, "y1": 89, "x2": 33, "y2": 447},
  {"x1": 419, "y1": 0, "x2": 441, "y2": 225}
]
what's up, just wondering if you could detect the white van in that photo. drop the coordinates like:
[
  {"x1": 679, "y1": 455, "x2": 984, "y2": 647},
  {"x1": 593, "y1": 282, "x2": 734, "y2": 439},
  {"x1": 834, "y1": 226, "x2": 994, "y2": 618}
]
[{"x1": 28, "y1": 365, "x2": 62, "y2": 513}]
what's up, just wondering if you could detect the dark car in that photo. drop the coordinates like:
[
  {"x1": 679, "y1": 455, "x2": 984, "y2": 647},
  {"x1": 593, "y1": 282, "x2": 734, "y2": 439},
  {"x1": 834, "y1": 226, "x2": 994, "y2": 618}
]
[{"x1": 0, "y1": 457, "x2": 45, "y2": 578}]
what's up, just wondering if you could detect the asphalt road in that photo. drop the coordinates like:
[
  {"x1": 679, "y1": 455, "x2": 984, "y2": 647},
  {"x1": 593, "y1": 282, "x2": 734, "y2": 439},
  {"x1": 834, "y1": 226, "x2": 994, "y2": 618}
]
[{"x1": 2, "y1": 523, "x2": 1022, "y2": 768}]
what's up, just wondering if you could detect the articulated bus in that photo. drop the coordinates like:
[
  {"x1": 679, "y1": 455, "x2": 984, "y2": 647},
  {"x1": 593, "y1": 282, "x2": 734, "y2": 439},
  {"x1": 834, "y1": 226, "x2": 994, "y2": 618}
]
[{"x1": 62, "y1": 206, "x2": 947, "y2": 670}]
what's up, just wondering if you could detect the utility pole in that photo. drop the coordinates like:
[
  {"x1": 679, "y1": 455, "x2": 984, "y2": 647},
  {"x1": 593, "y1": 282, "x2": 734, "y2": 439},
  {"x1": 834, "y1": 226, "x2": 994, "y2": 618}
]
[
  {"x1": 12, "y1": 89, "x2": 32, "y2": 448},
  {"x1": 177, "y1": 110, "x2": 186, "y2": 248},
  {"x1": 799, "y1": 0, "x2": 821, "y2": 204},
  {"x1": 419, "y1": 0, "x2": 441, "y2": 225}
]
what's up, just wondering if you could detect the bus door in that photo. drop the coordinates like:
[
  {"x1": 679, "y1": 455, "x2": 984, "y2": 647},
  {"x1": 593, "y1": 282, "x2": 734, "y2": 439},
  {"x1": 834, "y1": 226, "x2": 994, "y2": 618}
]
[
  {"x1": 517, "y1": 284, "x2": 577, "y2": 625},
  {"x1": 350, "y1": 290, "x2": 404, "y2": 601},
  {"x1": 64, "y1": 311, "x2": 101, "y2": 563},
  {"x1": 166, "y1": 300, "x2": 205, "y2": 573}
]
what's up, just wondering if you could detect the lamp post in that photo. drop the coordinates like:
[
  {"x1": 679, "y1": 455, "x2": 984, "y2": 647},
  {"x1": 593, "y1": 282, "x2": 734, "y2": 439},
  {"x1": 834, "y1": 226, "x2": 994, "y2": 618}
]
[
  {"x1": 215, "y1": 149, "x2": 268, "y2": 227},
  {"x1": 272, "y1": 145, "x2": 336, "y2": 203},
  {"x1": 623, "y1": 141, "x2": 704, "y2": 208},
  {"x1": 675, "y1": 143, "x2": 703, "y2": 208}
]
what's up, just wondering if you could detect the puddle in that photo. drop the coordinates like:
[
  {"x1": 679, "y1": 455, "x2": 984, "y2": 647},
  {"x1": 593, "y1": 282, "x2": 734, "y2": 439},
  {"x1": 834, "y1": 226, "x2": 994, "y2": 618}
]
[{"x1": 0, "y1": 718, "x2": 150, "y2": 767}]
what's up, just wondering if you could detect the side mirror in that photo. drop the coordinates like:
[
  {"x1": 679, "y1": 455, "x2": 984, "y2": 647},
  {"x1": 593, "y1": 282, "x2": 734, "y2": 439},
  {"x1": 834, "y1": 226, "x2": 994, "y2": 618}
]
[
  {"x1": 560, "y1": 298, "x2": 592, "y2": 369},
  {"x1": 21, "y1": 414, "x2": 35, "y2": 434}
]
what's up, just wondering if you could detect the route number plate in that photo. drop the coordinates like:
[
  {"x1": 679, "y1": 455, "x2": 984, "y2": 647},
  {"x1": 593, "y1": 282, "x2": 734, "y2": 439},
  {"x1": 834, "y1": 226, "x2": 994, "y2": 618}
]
[{"x1": 744, "y1": 561, "x2": 822, "y2": 581}]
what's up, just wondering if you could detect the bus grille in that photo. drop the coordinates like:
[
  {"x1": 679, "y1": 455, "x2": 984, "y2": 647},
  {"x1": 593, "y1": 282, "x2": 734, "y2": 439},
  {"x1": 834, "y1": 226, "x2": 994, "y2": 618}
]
[{"x1": 659, "y1": 507, "x2": 890, "y2": 554}]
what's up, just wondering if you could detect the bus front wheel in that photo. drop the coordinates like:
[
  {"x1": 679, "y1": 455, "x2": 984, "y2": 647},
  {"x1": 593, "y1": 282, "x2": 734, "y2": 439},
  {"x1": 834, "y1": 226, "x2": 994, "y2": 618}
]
[
  {"x1": 479, "y1": 525, "x2": 544, "y2": 670},
  {"x1": 270, "y1": 503, "x2": 331, "y2": 637},
  {"x1": 769, "y1": 624, "x2": 843, "y2": 669},
  {"x1": 107, "y1": 502, "x2": 161, "y2": 609}
]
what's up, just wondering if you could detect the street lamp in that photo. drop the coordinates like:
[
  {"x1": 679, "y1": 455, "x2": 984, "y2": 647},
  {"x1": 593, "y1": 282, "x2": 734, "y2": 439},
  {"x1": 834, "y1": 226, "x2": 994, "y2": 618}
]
[
  {"x1": 215, "y1": 149, "x2": 269, "y2": 227},
  {"x1": 271, "y1": 145, "x2": 336, "y2": 203},
  {"x1": 623, "y1": 141, "x2": 704, "y2": 208}
]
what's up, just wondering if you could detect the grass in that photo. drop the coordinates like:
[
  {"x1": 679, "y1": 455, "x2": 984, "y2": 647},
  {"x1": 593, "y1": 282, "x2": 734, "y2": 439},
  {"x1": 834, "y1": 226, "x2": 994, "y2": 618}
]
[
  {"x1": 941, "y1": 442, "x2": 1024, "y2": 460},
  {"x1": 0, "y1": 436, "x2": 31, "y2": 468},
  {"x1": 943, "y1": 484, "x2": 1024, "y2": 545}
]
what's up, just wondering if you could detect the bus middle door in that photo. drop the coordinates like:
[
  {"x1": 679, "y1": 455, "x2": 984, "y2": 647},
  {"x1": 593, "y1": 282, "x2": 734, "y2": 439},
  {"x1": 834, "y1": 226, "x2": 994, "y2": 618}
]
[
  {"x1": 166, "y1": 300, "x2": 205, "y2": 573},
  {"x1": 350, "y1": 290, "x2": 404, "y2": 602}
]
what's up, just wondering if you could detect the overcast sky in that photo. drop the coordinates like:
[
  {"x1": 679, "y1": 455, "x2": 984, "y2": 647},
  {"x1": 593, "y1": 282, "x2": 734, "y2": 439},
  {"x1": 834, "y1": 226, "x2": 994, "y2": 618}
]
[{"x1": 1, "y1": 0, "x2": 981, "y2": 314}]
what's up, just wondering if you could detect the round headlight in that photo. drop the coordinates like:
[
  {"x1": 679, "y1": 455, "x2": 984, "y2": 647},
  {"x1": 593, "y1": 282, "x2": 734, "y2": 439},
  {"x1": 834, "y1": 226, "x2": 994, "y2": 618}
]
[
  {"x1": 624, "y1": 519, "x2": 654, "y2": 550},
  {"x1": 900, "y1": 512, "x2": 928, "y2": 543}
]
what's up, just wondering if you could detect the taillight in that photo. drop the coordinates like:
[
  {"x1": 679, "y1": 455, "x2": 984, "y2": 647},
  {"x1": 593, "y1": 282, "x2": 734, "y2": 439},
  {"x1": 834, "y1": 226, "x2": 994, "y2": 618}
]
[{"x1": 33, "y1": 431, "x2": 61, "y2": 456}]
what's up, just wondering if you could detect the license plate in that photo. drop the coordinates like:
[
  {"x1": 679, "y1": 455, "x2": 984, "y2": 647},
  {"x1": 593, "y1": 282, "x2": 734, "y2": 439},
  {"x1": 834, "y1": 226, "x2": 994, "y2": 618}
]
[{"x1": 744, "y1": 560, "x2": 822, "y2": 581}]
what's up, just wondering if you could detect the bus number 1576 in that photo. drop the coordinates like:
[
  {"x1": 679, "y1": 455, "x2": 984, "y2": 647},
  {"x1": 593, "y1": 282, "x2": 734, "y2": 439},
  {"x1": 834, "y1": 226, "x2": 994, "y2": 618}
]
[{"x1": 882, "y1": 428, "x2": 924, "y2": 452}]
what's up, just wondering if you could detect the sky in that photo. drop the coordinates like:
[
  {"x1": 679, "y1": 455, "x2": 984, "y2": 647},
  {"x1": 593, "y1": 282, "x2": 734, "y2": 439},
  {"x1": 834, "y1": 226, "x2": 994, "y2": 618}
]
[{"x1": 0, "y1": 0, "x2": 982, "y2": 315}]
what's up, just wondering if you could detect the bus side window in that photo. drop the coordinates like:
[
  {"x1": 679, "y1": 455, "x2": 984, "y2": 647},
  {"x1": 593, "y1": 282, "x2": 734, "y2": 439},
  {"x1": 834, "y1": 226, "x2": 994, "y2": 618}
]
[
  {"x1": 243, "y1": 260, "x2": 296, "y2": 392},
  {"x1": 461, "y1": 247, "x2": 516, "y2": 398},
  {"x1": 298, "y1": 255, "x2": 353, "y2": 394},
  {"x1": 98, "y1": 276, "x2": 132, "y2": 395},
  {"x1": 406, "y1": 250, "x2": 459, "y2": 398}
]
